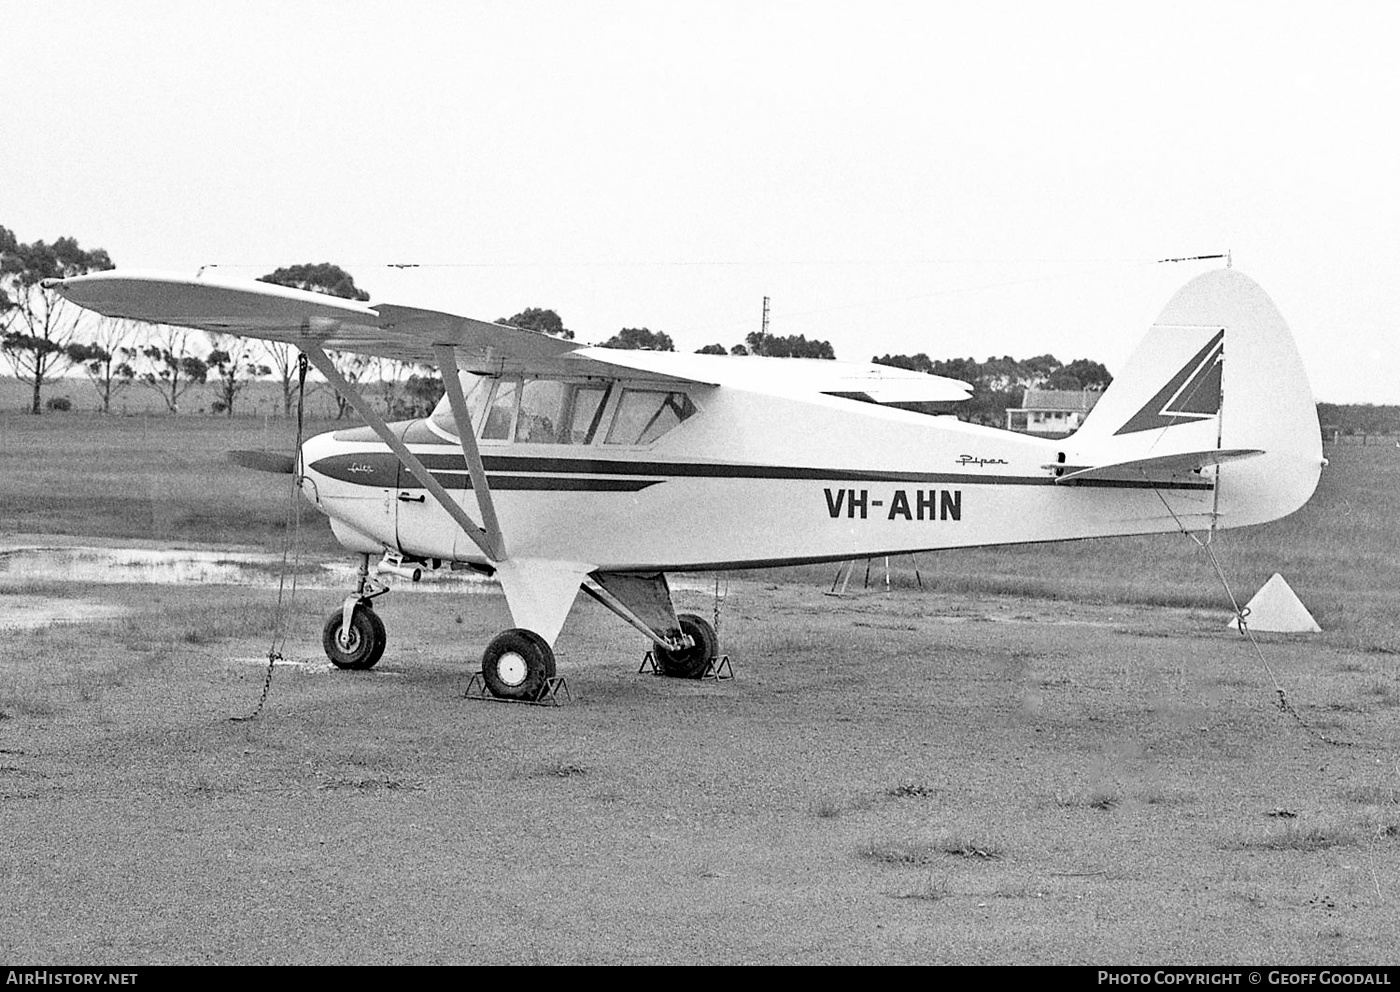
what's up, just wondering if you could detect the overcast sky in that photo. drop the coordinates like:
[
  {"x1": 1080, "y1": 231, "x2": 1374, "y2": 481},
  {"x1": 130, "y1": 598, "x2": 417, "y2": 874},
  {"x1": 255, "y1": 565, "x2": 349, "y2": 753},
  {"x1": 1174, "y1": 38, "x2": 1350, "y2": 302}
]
[{"x1": 6, "y1": 1, "x2": 1396, "y2": 402}]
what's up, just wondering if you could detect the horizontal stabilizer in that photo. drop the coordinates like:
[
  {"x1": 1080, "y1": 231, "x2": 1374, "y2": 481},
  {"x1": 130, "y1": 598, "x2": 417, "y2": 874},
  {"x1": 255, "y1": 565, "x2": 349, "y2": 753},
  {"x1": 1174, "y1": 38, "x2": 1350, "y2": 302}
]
[{"x1": 1052, "y1": 447, "x2": 1263, "y2": 484}]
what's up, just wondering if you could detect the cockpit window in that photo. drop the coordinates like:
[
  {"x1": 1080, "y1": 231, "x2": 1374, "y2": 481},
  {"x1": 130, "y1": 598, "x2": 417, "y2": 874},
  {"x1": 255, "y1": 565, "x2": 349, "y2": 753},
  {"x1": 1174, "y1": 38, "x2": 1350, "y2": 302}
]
[
  {"x1": 432, "y1": 375, "x2": 616, "y2": 445},
  {"x1": 515, "y1": 380, "x2": 614, "y2": 444},
  {"x1": 604, "y1": 389, "x2": 696, "y2": 445},
  {"x1": 480, "y1": 379, "x2": 520, "y2": 441},
  {"x1": 566, "y1": 385, "x2": 611, "y2": 444},
  {"x1": 429, "y1": 372, "x2": 494, "y2": 439},
  {"x1": 431, "y1": 376, "x2": 691, "y2": 446},
  {"x1": 514, "y1": 379, "x2": 565, "y2": 443}
]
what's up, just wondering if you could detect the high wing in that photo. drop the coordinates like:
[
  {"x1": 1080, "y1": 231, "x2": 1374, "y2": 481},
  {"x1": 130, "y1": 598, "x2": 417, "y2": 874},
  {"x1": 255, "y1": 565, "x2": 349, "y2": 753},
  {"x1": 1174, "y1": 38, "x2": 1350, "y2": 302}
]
[
  {"x1": 45, "y1": 270, "x2": 972, "y2": 401},
  {"x1": 44, "y1": 269, "x2": 576, "y2": 365},
  {"x1": 568, "y1": 347, "x2": 972, "y2": 404}
]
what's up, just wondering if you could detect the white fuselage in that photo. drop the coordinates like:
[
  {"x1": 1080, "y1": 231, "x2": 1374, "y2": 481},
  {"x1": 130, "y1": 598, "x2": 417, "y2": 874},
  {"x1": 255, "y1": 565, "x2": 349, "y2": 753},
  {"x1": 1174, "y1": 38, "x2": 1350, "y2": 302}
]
[{"x1": 299, "y1": 383, "x2": 1221, "y2": 572}]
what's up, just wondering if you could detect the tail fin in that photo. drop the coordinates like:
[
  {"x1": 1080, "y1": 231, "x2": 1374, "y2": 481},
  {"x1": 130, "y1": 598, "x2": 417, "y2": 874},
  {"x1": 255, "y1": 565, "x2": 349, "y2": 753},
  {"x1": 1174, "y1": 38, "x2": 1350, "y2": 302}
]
[{"x1": 1064, "y1": 269, "x2": 1322, "y2": 528}]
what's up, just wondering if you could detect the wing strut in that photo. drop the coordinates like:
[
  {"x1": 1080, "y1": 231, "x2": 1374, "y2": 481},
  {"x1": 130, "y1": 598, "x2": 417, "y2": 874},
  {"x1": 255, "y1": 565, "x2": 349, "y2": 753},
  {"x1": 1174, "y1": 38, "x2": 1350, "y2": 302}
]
[
  {"x1": 303, "y1": 347, "x2": 504, "y2": 563},
  {"x1": 433, "y1": 345, "x2": 506, "y2": 560}
]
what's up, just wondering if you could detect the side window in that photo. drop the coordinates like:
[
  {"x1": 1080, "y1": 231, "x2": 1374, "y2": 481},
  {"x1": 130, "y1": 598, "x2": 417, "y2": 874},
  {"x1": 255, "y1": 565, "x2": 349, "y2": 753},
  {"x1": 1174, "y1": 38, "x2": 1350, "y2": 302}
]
[
  {"x1": 567, "y1": 385, "x2": 610, "y2": 444},
  {"x1": 480, "y1": 379, "x2": 520, "y2": 440},
  {"x1": 605, "y1": 390, "x2": 697, "y2": 445},
  {"x1": 513, "y1": 381, "x2": 613, "y2": 444},
  {"x1": 515, "y1": 380, "x2": 569, "y2": 444}
]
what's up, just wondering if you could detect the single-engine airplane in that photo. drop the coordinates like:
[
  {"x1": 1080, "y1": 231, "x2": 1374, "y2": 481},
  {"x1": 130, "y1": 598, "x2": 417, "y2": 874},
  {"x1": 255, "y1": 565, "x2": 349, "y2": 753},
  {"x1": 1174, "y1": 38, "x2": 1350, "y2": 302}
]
[{"x1": 46, "y1": 268, "x2": 1323, "y2": 699}]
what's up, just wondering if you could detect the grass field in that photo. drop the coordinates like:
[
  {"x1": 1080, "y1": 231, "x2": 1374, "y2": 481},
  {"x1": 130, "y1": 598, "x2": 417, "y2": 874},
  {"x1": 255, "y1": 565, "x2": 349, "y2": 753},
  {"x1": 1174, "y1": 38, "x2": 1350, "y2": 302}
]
[
  {"x1": 1, "y1": 413, "x2": 1397, "y2": 964},
  {"x1": 0, "y1": 411, "x2": 343, "y2": 551}
]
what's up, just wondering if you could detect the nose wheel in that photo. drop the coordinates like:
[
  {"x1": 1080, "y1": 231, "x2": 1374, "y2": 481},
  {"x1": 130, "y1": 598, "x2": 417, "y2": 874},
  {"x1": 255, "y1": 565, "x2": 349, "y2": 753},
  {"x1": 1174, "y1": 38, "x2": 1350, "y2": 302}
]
[{"x1": 322, "y1": 603, "x2": 388, "y2": 670}]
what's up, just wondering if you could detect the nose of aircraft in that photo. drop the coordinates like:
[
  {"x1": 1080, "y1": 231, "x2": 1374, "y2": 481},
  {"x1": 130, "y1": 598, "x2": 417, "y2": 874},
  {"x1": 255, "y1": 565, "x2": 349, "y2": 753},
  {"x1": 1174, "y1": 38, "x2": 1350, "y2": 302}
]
[{"x1": 298, "y1": 430, "x2": 336, "y2": 507}]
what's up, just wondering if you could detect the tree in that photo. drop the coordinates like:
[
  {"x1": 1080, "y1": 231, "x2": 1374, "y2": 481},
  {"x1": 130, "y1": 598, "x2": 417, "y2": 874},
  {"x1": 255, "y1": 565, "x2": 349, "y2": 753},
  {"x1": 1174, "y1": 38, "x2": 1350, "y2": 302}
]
[
  {"x1": 66, "y1": 317, "x2": 138, "y2": 413},
  {"x1": 324, "y1": 352, "x2": 369, "y2": 420},
  {"x1": 1317, "y1": 403, "x2": 1400, "y2": 436},
  {"x1": 929, "y1": 357, "x2": 981, "y2": 383},
  {"x1": 499, "y1": 307, "x2": 574, "y2": 340},
  {"x1": 1020, "y1": 353, "x2": 1063, "y2": 385},
  {"x1": 872, "y1": 352, "x2": 935, "y2": 374},
  {"x1": 602, "y1": 327, "x2": 674, "y2": 351},
  {"x1": 262, "y1": 342, "x2": 303, "y2": 417},
  {"x1": 696, "y1": 343, "x2": 728, "y2": 355},
  {"x1": 744, "y1": 331, "x2": 835, "y2": 359},
  {"x1": 138, "y1": 326, "x2": 209, "y2": 413},
  {"x1": 370, "y1": 356, "x2": 410, "y2": 417},
  {"x1": 0, "y1": 230, "x2": 115, "y2": 413},
  {"x1": 398, "y1": 372, "x2": 445, "y2": 418},
  {"x1": 1045, "y1": 371, "x2": 1083, "y2": 391},
  {"x1": 258, "y1": 263, "x2": 372, "y2": 418},
  {"x1": 207, "y1": 334, "x2": 273, "y2": 417},
  {"x1": 978, "y1": 355, "x2": 1023, "y2": 392},
  {"x1": 1056, "y1": 358, "x2": 1112, "y2": 391},
  {"x1": 258, "y1": 263, "x2": 369, "y2": 301}
]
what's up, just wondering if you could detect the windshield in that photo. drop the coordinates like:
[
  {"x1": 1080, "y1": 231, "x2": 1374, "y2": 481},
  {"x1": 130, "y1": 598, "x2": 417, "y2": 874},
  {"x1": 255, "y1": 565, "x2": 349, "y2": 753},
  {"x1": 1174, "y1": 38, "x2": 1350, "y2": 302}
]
[{"x1": 428, "y1": 372, "x2": 494, "y2": 439}]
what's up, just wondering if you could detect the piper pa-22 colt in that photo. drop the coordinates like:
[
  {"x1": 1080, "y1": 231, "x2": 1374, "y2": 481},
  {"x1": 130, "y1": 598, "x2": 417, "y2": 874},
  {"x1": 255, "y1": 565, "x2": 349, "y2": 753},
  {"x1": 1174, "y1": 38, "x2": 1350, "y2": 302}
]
[{"x1": 47, "y1": 268, "x2": 1323, "y2": 699}]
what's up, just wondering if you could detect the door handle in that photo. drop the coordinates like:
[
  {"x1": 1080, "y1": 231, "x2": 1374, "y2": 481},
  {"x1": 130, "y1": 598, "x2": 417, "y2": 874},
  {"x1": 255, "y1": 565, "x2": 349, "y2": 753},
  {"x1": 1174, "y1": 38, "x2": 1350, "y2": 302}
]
[{"x1": 397, "y1": 492, "x2": 426, "y2": 503}]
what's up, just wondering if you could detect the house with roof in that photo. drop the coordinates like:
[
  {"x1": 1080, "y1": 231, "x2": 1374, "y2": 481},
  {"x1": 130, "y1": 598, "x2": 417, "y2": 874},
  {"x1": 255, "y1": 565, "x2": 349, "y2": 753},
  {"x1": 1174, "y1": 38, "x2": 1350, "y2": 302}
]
[{"x1": 1005, "y1": 388, "x2": 1102, "y2": 437}]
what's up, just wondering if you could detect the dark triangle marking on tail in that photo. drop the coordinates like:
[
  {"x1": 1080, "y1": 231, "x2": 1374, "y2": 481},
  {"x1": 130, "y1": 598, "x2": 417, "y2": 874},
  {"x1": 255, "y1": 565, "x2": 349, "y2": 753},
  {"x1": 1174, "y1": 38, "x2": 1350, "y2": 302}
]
[
  {"x1": 1170, "y1": 353, "x2": 1222, "y2": 416},
  {"x1": 1114, "y1": 329, "x2": 1224, "y2": 435}
]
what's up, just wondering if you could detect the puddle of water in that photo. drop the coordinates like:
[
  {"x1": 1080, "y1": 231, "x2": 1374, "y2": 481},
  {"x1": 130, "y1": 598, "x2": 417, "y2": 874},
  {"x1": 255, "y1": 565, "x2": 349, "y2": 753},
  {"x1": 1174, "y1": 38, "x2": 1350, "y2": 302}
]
[
  {"x1": 0, "y1": 596, "x2": 128, "y2": 631},
  {"x1": 0, "y1": 546, "x2": 729, "y2": 598},
  {"x1": 0, "y1": 546, "x2": 495, "y2": 593}
]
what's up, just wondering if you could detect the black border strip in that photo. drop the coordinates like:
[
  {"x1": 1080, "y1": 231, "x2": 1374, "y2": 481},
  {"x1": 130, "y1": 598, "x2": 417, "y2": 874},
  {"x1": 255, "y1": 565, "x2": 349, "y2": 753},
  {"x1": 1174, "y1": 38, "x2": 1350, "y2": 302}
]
[{"x1": 309, "y1": 452, "x2": 1213, "y2": 492}]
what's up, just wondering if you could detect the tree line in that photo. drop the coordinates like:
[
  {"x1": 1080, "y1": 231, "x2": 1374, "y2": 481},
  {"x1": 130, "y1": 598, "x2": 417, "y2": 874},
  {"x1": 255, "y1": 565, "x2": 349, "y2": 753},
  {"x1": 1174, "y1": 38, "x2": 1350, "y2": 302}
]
[
  {"x1": 0, "y1": 238, "x2": 445, "y2": 419},
  {"x1": 870, "y1": 352, "x2": 1113, "y2": 426},
  {"x1": 3, "y1": 224, "x2": 1155, "y2": 431},
  {"x1": 1317, "y1": 402, "x2": 1400, "y2": 437}
]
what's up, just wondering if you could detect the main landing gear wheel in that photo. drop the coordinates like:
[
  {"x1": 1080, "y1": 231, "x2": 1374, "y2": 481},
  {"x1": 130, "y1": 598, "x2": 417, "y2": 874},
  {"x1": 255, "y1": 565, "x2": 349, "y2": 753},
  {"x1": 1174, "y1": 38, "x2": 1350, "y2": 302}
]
[
  {"x1": 322, "y1": 603, "x2": 387, "y2": 670},
  {"x1": 481, "y1": 628, "x2": 557, "y2": 700},
  {"x1": 654, "y1": 613, "x2": 718, "y2": 679}
]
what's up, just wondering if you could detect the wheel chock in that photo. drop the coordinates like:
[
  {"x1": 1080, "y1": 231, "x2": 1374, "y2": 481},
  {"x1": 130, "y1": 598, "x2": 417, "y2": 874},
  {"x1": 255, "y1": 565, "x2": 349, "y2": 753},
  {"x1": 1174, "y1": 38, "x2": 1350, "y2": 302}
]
[
  {"x1": 638, "y1": 651, "x2": 734, "y2": 681},
  {"x1": 703, "y1": 654, "x2": 734, "y2": 681},
  {"x1": 464, "y1": 673, "x2": 571, "y2": 706}
]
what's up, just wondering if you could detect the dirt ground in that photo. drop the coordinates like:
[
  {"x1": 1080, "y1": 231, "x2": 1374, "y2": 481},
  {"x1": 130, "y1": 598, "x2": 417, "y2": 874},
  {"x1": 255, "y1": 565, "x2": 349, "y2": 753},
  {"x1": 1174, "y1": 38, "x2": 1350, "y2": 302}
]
[{"x1": 2, "y1": 574, "x2": 1397, "y2": 965}]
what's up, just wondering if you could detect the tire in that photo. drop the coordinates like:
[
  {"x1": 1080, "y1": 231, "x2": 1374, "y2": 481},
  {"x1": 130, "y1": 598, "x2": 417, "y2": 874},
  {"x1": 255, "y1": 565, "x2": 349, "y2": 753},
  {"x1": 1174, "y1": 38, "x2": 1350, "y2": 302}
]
[
  {"x1": 322, "y1": 604, "x2": 387, "y2": 670},
  {"x1": 481, "y1": 628, "x2": 556, "y2": 700},
  {"x1": 654, "y1": 613, "x2": 718, "y2": 679},
  {"x1": 363, "y1": 607, "x2": 388, "y2": 667}
]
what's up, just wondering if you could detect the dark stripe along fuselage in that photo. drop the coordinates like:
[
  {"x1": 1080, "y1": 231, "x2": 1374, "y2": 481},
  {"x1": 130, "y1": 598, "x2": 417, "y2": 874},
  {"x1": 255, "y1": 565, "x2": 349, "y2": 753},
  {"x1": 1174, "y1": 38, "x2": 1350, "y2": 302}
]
[{"x1": 307, "y1": 451, "x2": 1215, "y2": 492}]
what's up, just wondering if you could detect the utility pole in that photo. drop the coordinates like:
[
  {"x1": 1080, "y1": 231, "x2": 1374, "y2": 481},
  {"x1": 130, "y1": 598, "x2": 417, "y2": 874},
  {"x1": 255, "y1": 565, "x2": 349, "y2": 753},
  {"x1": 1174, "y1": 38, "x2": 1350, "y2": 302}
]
[{"x1": 757, "y1": 295, "x2": 769, "y2": 355}]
